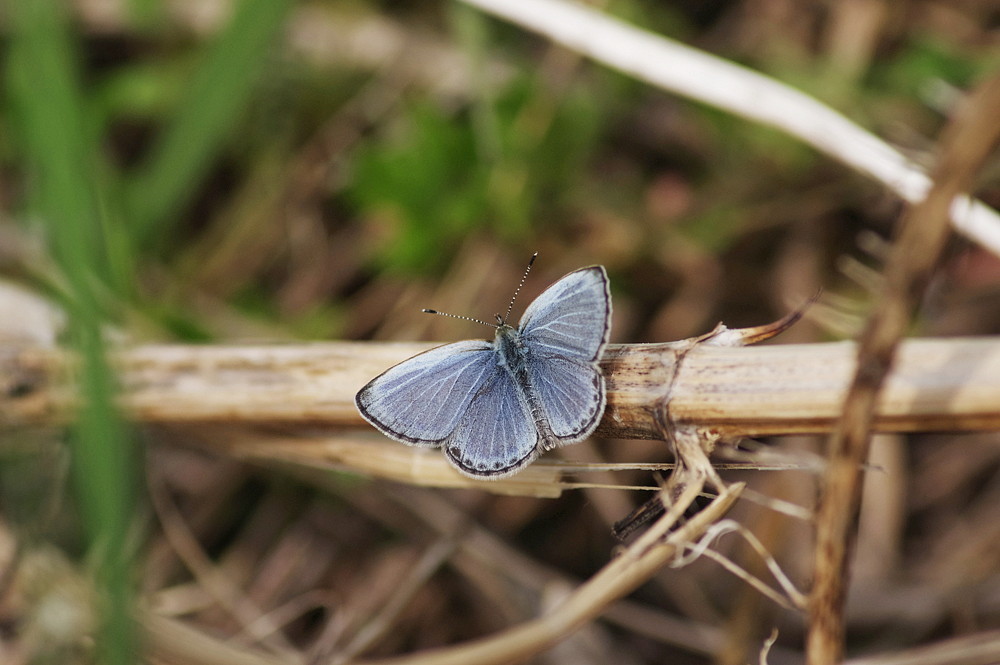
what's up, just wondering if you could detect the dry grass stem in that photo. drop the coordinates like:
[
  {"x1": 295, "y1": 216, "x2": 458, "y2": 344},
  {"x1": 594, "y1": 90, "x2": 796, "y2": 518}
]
[
  {"x1": 674, "y1": 520, "x2": 807, "y2": 609},
  {"x1": 175, "y1": 426, "x2": 567, "y2": 498},
  {"x1": 759, "y1": 629, "x2": 780, "y2": 665},
  {"x1": 3, "y1": 336, "x2": 1000, "y2": 438},
  {"x1": 807, "y1": 73, "x2": 1000, "y2": 664},
  {"x1": 736, "y1": 488, "x2": 815, "y2": 522}
]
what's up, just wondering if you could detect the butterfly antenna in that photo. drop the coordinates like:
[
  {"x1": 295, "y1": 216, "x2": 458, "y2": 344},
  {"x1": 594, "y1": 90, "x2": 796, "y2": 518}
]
[
  {"x1": 422, "y1": 308, "x2": 497, "y2": 329},
  {"x1": 501, "y1": 252, "x2": 538, "y2": 324}
]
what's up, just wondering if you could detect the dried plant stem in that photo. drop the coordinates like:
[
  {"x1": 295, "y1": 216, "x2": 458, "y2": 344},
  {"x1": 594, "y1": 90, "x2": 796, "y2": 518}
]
[
  {"x1": 3, "y1": 337, "x2": 1000, "y2": 437},
  {"x1": 807, "y1": 74, "x2": 1000, "y2": 665}
]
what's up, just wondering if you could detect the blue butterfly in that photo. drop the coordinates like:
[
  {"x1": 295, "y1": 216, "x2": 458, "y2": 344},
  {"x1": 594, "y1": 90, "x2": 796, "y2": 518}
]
[{"x1": 356, "y1": 259, "x2": 611, "y2": 478}]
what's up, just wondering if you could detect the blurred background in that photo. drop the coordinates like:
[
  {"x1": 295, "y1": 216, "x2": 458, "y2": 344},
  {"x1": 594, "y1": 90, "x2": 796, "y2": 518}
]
[{"x1": 1, "y1": 1, "x2": 999, "y2": 663}]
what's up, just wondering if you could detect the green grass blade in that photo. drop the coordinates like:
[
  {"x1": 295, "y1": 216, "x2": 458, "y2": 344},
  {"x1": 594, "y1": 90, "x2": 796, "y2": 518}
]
[
  {"x1": 7, "y1": 2, "x2": 135, "y2": 663},
  {"x1": 124, "y1": 0, "x2": 292, "y2": 247}
]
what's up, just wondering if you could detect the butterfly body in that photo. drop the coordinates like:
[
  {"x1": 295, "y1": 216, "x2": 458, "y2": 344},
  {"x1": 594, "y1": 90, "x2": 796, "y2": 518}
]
[
  {"x1": 356, "y1": 265, "x2": 611, "y2": 478},
  {"x1": 491, "y1": 322, "x2": 560, "y2": 451}
]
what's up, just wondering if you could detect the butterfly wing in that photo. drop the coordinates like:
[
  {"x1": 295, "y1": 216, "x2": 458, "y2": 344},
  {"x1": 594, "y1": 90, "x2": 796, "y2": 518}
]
[
  {"x1": 524, "y1": 355, "x2": 606, "y2": 444},
  {"x1": 519, "y1": 266, "x2": 611, "y2": 361},
  {"x1": 443, "y1": 363, "x2": 540, "y2": 478},
  {"x1": 519, "y1": 266, "x2": 611, "y2": 444},
  {"x1": 356, "y1": 340, "x2": 495, "y2": 446}
]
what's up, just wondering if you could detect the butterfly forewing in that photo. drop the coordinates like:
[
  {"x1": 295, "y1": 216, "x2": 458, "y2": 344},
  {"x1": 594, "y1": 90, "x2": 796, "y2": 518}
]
[
  {"x1": 519, "y1": 267, "x2": 611, "y2": 362},
  {"x1": 443, "y1": 364, "x2": 540, "y2": 477},
  {"x1": 356, "y1": 340, "x2": 495, "y2": 445}
]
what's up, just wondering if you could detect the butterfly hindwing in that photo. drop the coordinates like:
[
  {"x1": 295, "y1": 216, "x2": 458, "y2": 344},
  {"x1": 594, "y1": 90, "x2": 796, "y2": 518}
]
[
  {"x1": 355, "y1": 340, "x2": 495, "y2": 446},
  {"x1": 525, "y1": 355, "x2": 605, "y2": 443},
  {"x1": 443, "y1": 364, "x2": 540, "y2": 477}
]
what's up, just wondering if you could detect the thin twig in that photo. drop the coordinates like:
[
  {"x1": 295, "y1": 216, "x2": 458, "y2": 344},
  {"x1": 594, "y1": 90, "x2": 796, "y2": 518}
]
[
  {"x1": 807, "y1": 74, "x2": 1000, "y2": 665},
  {"x1": 672, "y1": 519, "x2": 807, "y2": 610}
]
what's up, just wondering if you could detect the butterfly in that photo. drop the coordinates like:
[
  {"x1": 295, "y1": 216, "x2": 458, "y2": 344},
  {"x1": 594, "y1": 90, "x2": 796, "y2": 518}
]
[{"x1": 355, "y1": 257, "x2": 612, "y2": 478}]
